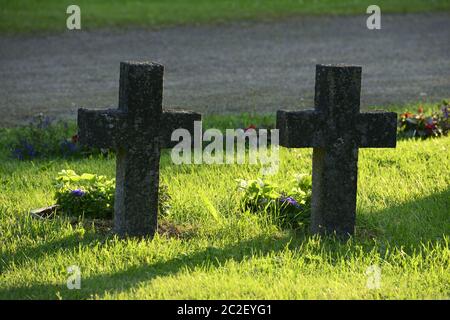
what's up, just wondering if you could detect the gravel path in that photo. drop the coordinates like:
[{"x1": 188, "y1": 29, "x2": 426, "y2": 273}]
[{"x1": 0, "y1": 13, "x2": 449, "y2": 126}]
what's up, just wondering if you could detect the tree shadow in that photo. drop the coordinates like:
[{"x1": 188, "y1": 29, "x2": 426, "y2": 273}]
[
  {"x1": 0, "y1": 234, "x2": 297, "y2": 299},
  {"x1": 0, "y1": 218, "x2": 197, "y2": 275},
  {"x1": 0, "y1": 231, "x2": 109, "y2": 275},
  {"x1": 0, "y1": 188, "x2": 448, "y2": 299},
  {"x1": 357, "y1": 187, "x2": 449, "y2": 245}
]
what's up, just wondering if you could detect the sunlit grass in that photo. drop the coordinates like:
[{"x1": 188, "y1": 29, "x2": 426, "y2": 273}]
[
  {"x1": 0, "y1": 103, "x2": 449, "y2": 299},
  {"x1": 1, "y1": 0, "x2": 450, "y2": 34}
]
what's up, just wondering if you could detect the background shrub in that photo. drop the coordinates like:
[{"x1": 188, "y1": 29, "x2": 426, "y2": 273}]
[
  {"x1": 398, "y1": 100, "x2": 449, "y2": 139},
  {"x1": 8, "y1": 113, "x2": 100, "y2": 160}
]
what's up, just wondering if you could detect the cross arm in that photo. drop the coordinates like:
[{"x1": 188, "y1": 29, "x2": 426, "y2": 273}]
[
  {"x1": 277, "y1": 109, "x2": 324, "y2": 148},
  {"x1": 160, "y1": 109, "x2": 201, "y2": 148},
  {"x1": 78, "y1": 108, "x2": 126, "y2": 149},
  {"x1": 356, "y1": 111, "x2": 397, "y2": 148}
]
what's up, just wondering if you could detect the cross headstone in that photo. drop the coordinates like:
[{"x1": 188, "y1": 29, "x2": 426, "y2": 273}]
[
  {"x1": 277, "y1": 64, "x2": 397, "y2": 238},
  {"x1": 78, "y1": 61, "x2": 200, "y2": 238}
]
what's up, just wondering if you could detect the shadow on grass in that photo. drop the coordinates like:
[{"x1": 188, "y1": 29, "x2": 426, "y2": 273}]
[
  {"x1": 0, "y1": 188, "x2": 448, "y2": 299},
  {"x1": 0, "y1": 234, "x2": 297, "y2": 299},
  {"x1": 357, "y1": 187, "x2": 449, "y2": 245},
  {"x1": 0, "y1": 231, "x2": 108, "y2": 274}
]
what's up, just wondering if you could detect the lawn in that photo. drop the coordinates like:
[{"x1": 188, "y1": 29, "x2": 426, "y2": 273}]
[
  {"x1": 0, "y1": 103, "x2": 449, "y2": 299},
  {"x1": 1, "y1": 0, "x2": 450, "y2": 34}
]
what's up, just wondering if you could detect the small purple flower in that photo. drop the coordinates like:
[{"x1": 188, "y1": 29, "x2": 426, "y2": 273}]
[
  {"x1": 60, "y1": 140, "x2": 78, "y2": 156},
  {"x1": 24, "y1": 142, "x2": 37, "y2": 158},
  {"x1": 12, "y1": 140, "x2": 37, "y2": 160},
  {"x1": 71, "y1": 189, "x2": 85, "y2": 197},
  {"x1": 13, "y1": 148, "x2": 24, "y2": 160},
  {"x1": 280, "y1": 196, "x2": 302, "y2": 209},
  {"x1": 67, "y1": 142, "x2": 77, "y2": 152},
  {"x1": 442, "y1": 106, "x2": 449, "y2": 119},
  {"x1": 37, "y1": 116, "x2": 51, "y2": 129}
]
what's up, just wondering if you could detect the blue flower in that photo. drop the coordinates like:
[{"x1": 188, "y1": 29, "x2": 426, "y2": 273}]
[
  {"x1": 442, "y1": 106, "x2": 449, "y2": 119},
  {"x1": 71, "y1": 189, "x2": 85, "y2": 197},
  {"x1": 24, "y1": 142, "x2": 37, "y2": 158},
  {"x1": 12, "y1": 140, "x2": 37, "y2": 160},
  {"x1": 13, "y1": 148, "x2": 24, "y2": 160},
  {"x1": 60, "y1": 140, "x2": 78, "y2": 156},
  {"x1": 37, "y1": 116, "x2": 52, "y2": 129},
  {"x1": 280, "y1": 196, "x2": 302, "y2": 209}
]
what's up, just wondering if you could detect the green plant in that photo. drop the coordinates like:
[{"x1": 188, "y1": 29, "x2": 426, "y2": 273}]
[
  {"x1": 54, "y1": 170, "x2": 172, "y2": 219},
  {"x1": 55, "y1": 170, "x2": 115, "y2": 219},
  {"x1": 237, "y1": 174, "x2": 311, "y2": 229}
]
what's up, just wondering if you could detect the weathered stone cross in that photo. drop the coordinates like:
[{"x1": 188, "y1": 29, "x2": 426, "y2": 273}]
[
  {"x1": 78, "y1": 61, "x2": 200, "y2": 238},
  {"x1": 277, "y1": 65, "x2": 397, "y2": 238}
]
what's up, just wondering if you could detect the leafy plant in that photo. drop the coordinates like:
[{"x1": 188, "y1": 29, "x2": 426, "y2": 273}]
[
  {"x1": 236, "y1": 174, "x2": 311, "y2": 229},
  {"x1": 55, "y1": 170, "x2": 115, "y2": 219},
  {"x1": 398, "y1": 100, "x2": 449, "y2": 139},
  {"x1": 55, "y1": 170, "x2": 171, "y2": 219}
]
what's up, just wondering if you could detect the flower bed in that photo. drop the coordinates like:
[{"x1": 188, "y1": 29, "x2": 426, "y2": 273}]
[{"x1": 398, "y1": 100, "x2": 449, "y2": 139}]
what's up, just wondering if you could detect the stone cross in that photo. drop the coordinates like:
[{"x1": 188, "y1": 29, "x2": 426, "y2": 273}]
[
  {"x1": 277, "y1": 64, "x2": 397, "y2": 238},
  {"x1": 78, "y1": 61, "x2": 200, "y2": 238}
]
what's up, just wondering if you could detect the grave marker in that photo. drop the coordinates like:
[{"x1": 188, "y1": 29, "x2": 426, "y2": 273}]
[
  {"x1": 78, "y1": 61, "x2": 200, "y2": 237},
  {"x1": 277, "y1": 64, "x2": 397, "y2": 238}
]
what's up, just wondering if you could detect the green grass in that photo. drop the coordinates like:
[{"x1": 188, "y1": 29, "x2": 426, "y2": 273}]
[
  {"x1": 0, "y1": 103, "x2": 449, "y2": 299},
  {"x1": 1, "y1": 0, "x2": 450, "y2": 34}
]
